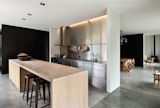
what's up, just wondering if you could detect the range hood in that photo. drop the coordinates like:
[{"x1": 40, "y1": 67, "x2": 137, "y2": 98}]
[{"x1": 54, "y1": 26, "x2": 70, "y2": 46}]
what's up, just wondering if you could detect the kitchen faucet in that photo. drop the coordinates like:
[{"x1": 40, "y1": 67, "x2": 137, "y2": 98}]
[
  {"x1": 95, "y1": 54, "x2": 99, "y2": 62},
  {"x1": 93, "y1": 54, "x2": 94, "y2": 61},
  {"x1": 90, "y1": 53, "x2": 94, "y2": 61}
]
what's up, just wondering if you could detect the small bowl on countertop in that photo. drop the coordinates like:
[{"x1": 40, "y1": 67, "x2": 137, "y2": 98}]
[{"x1": 18, "y1": 56, "x2": 31, "y2": 61}]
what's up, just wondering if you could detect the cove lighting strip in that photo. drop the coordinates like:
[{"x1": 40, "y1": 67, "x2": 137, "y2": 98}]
[{"x1": 69, "y1": 15, "x2": 107, "y2": 27}]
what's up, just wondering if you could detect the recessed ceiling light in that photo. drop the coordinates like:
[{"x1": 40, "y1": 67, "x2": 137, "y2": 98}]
[
  {"x1": 22, "y1": 18, "x2": 26, "y2": 20},
  {"x1": 28, "y1": 13, "x2": 32, "y2": 16},
  {"x1": 40, "y1": 2, "x2": 45, "y2": 6}
]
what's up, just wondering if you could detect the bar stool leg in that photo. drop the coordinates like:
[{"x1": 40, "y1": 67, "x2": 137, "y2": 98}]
[
  {"x1": 154, "y1": 75, "x2": 156, "y2": 85},
  {"x1": 23, "y1": 78, "x2": 26, "y2": 99},
  {"x1": 35, "y1": 84, "x2": 39, "y2": 108},
  {"x1": 47, "y1": 83, "x2": 50, "y2": 101},
  {"x1": 26, "y1": 78, "x2": 30, "y2": 104},
  {"x1": 29, "y1": 84, "x2": 34, "y2": 108},
  {"x1": 37, "y1": 77, "x2": 42, "y2": 99},
  {"x1": 39, "y1": 86, "x2": 42, "y2": 99},
  {"x1": 43, "y1": 84, "x2": 46, "y2": 103}
]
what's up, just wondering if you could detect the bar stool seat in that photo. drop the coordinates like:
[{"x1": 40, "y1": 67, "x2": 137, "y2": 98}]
[
  {"x1": 23, "y1": 74, "x2": 41, "y2": 105},
  {"x1": 29, "y1": 79, "x2": 50, "y2": 108}
]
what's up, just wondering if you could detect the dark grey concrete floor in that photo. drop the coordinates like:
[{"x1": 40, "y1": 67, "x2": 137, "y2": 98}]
[
  {"x1": 92, "y1": 66, "x2": 160, "y2": 108},
  {"x1": 1, "y1": 65, "x2": 160, "y2": 108}
]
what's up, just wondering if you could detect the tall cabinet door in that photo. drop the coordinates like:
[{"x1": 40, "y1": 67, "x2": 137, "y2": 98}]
[{"x1": 89, "y1": 19, "x2": 101, "y2": 44}]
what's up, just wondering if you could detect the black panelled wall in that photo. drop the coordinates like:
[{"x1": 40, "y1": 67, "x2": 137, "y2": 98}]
[
  {"x1": 0, "y1": 31, "x2": 2, "y2": 71},
  {"x1": 121, "y1": 34, "x2": 143, "y2": 67},
  {"x1": 2, "y1": 25, "x2": 49, "y2": 74}
]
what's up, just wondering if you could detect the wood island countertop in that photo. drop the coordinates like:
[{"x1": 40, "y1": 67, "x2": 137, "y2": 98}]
[
  {"x1": 9, "y1": 59, "x2": 88, "y2": 108},
  {"x1": 9, "y1": 59, "x2": 87, "y2": 82}
]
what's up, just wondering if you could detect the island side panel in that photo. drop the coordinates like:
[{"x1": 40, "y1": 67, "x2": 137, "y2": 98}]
[
  {"x1": 9, "y1": 61, "x2": 33, "y2": 92},
  {"x1": 9, "y1": 61, "x2": 20, "y2": 91},
  {"x1": 50, "y1": 71, "x2": 88, "y2": 108},
  {"x1": 20, "y1": 68, "x2": 32, "y2": 92}
]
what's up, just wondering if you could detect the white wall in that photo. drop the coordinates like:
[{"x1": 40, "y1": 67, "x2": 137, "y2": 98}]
[
  {"x1": 49, "y1": 27, "x2": 60, "y2": 62},
  {"x1": 143, "y1": 34, "x2": 145, "y2": 59},
  {"x1": 144, "y1": 35, "x2": 160, "y2": 60},
  {"x1": 106, "y1": 7, "x2": 120, "y2": 93},
  {"x1": 155, "y1": 35, "x2": 160, "y2": 57},
  {"x1": 0, "y1": 23, "x2": 1, "y2": 30},
  {"x1": 145, "y1": 35, "x2": 154, "y2": 59}
]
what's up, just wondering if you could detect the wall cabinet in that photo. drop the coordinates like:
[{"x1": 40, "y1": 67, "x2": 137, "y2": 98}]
[
  {"x1": 90, "y1": 19, "x2": 101, "y2": 44},
  {"x1": 61, "y1": 16, "x2": 107, "y2": 46}
]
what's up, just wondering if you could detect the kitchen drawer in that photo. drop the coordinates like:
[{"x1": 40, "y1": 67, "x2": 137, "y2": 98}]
[
  {"x1": 92, "y1": 70, "x2": 101, "y2": 78},
  {"x1": 93, "y1": 64, "x2": 100, "y2": 70},
  {"x1": 62, "y1": 59, "x2": 68, "y2": 65},
  {"x1": 58, "y1": 59, "x2": 63, "y2": 64},
  {"x1": 88, "y1": 69, "x2": 92, "y2": 84},
  {"x1": 99, "y1": 79, "x2": 106, "y2": 90},
  {"x1": 78, "y1": 66, "x2": 84, "y2": 69},
  {"x1": 77, "y1": 61, "x2": 83, "y2": 67},
  {"x1": 92, "y1": 77, "x2": 100, "y2": 88},
  {"x1": 100, "y1": 71, "x2": 106, "y2": 79},
  {"x1": 67, "y1": 60, "x2": 72, "y2": 66},
  {"x1": 72, "y1": 61, "x2": 78, "y2": 67},
  {"x1": 82, "y1": 67, "x2": 92, "y2": 84},
  {"x1": 99, "y1": 65, "x2": 107, "y2": 71},
  {"x1": 83, "y1": 62, "x2": 92, "y2": 69}
]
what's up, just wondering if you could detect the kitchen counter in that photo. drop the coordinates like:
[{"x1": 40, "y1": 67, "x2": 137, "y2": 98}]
[
  {"x1": 9, "y1": 59, "x2": 88, "y2": 108},
  {"x1": 53, "y1": 57, "x2": 107, "y2": 64},
  {"x1": 52, "y1": 57, "x2": 107, "y2": 90}
]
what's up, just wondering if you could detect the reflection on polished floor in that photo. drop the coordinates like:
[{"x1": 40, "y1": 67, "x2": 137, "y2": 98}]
[
  {"x1": 92, "y1": 66, "x2": 160, "y2": 108},
  {"x1": 1, "y1": 65, "x2": 160, "y2": 108}
]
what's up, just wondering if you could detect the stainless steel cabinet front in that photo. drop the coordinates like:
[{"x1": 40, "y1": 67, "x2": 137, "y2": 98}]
[
  {"x1": 99, "y1": 79, "x2": 106, "y2": 90},
  {"x1": 83, "y1": 62, "x2": 93, "y2": 69},
  {"x1": 82, "y1": 67, "x2": 92, "y2": 84},
  {"x1": 62, "y1": 59, "x2": 68, "y2": 65},
  {"x1": 58, "y1": 58, "x2": 63, "y2": 64},
  {"x1": 100, "y1": 71, "x2": 106, "y2": 79},
  {"x1": 72, "y1": 61, "x2": 78, "y2": 67},
  {"x1": 92, "y1": 77, "x2": 100, "y2": 88},
  {"x1": 92, "y1": 70, "x2": 101, "y2": 78},
  {"x1": 67, "y1": 60, "x2": 72, "y2": 66}
]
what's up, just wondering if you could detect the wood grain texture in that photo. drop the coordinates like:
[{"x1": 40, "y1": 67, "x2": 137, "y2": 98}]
[
  {"x1": 9, "y1": 61, "x2": 20, "y2": 90},
  {"x1": 9, "y1": 61, "x2": 33, "y2": 92},
  {"x1": 9, "y1": 59, "x2": 88, "y2": 108},
  {"x1": 51, "y1": 72, "x2": 88, "y2": 108},
  {"x1": 9, "y1": 59, "x2": 87, "y2": 82},
  {"x1": 20, "y1": 68, "x2": 32, "y2": 92}
]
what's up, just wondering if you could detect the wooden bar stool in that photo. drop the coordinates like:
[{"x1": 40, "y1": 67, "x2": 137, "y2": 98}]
[
  {"x1": 29, "y1": 79, "x2": 50, "y2": 108},
  {"x1": 154, "y1": 71, "x2": 160, "y2": 88},
  {"x1": 23, "y1": 74, "x2": 41, "y2": 104}
]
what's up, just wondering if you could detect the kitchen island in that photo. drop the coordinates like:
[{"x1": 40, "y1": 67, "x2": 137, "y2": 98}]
[{"x1": 9, "y1": 59, "x2": 88, "y2": 108}]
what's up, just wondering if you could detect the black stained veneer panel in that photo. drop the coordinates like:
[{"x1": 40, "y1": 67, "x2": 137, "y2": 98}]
[
  {"x1": 121, "y1": 34, "x2": 143, "y2": 67},
  {"x1": 2, "y1": 25, "x2": 49, "y2": 74}
]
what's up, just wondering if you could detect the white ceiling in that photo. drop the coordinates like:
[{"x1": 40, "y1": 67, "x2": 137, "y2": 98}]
[{"x1": 0, "y1": 0, "x2": 160, "y2": 35}]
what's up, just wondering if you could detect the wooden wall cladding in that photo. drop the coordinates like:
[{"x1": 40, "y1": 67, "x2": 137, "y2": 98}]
[{"x1": 2, "y1": 25, "x2": 49, "y2": 74}]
